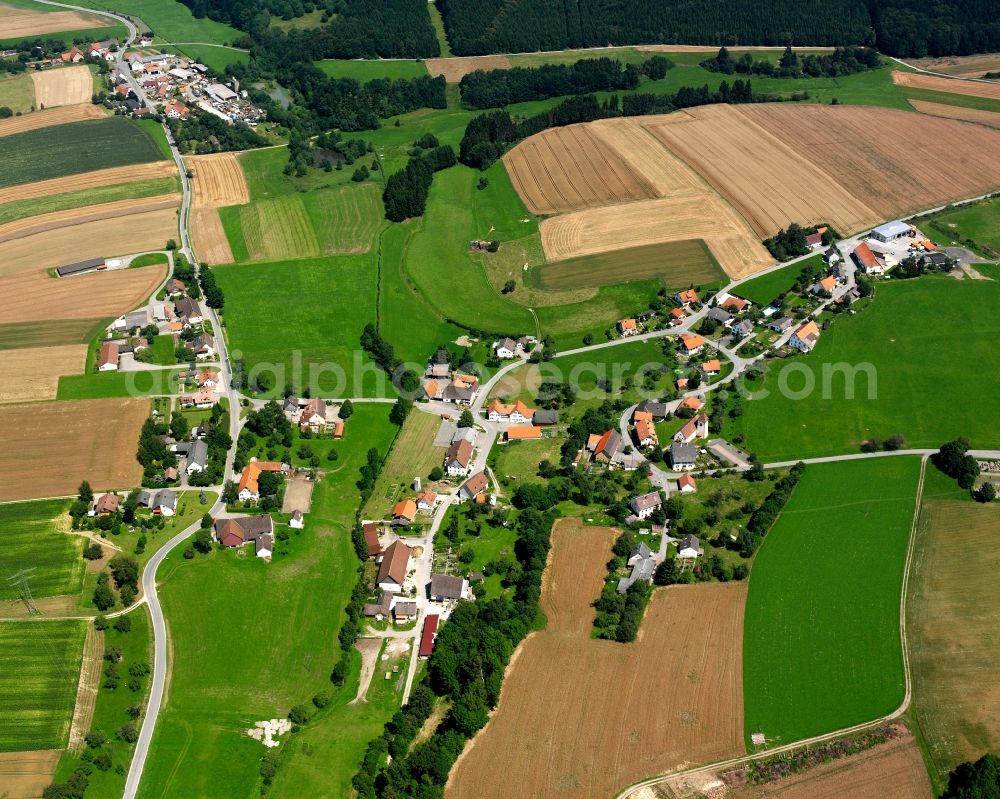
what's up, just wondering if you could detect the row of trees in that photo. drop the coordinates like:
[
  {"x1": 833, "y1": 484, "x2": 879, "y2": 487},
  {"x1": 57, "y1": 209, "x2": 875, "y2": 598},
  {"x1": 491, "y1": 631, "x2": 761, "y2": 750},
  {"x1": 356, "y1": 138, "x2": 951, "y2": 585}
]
[
  {"x1": 458, "y1": 55, "x2": 671, "y2": 109},
  {"x1": 701, "y1": 45, "x2": 880, "y2": 78},
  {"x1": 382, "y1": 141, "x2": 456, "y2": 221},
  {"x1": 459, "y1": 80, "x2": 759, "y2": 170},
  {"x1": 198, "y1": 264, "x2": 224, "y2": 310},
  {"x1": 741, "y1": 462, "x2": 807, "y2": 556}
]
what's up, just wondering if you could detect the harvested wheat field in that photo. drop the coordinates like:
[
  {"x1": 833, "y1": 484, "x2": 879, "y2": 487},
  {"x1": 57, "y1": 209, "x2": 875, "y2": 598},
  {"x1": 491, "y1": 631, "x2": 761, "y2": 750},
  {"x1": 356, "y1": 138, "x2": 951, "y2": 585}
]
[
  {"x1": 740, "y1": 104, "x2": 1000, "y2": 220},
  {"x1": 0, "y1": 161, "x2": 176, "y2": 203},
  {"x1": 32, "y1": 66, "x2": 93, "y2": 108},
  {"x1": 724, "y1": 733, "x2": 931, "y2": 799},
  {"x1": 541, "y1": 194, "x2": 773, "y2": 279},
  {"x1": 892, "y1": 70, "x2": 1000, "y2": 100},
  {"x1": 191, "y1": 207, "x2": 234, "y2": 264},
  {"x1": 0, "y1": 264, "x2": 167, "y2": 325},
  {"x1": 503, "y1": 124, "x2": 657, "y2": 214},
  {"x1": 425, "y1": 55, "x2": 512, "y2": 82},
  {"x1": 0, "y1": 750, "x2": 62, "y2": 799},
  {"x1": 0, "y1": 4, "x2": 107, "y2": 38},
  {"x1": 446, "y1": 519, "x2": 745, "y2": 799},
  {"x1": 0, "y1": 344, "x2": 87, "y2": 404},
  {"x1": 902, "y1": 54, "x2": 1000, "y2": 78},
  {"x1": 185, "y1": 153, "x2": 249, "y2": 207},
  {"x1": 0, "y1": 194, "x2": 180, "y2": 245},
  {"x1": 0, "y1": 206, "x2": 177, "y2": 278},
  {"x1": 646, "y1": 106, "x2": 880, "y2": 237},
  {"x1": 0, "y1": 398, "x2": 148, "y2": 501},
  {"x1": 0, "y1": 103, "x2": 106, "y2": 138},
  {"x1": 909, "y1": 99, "x2": 1000, "y2": 130}
]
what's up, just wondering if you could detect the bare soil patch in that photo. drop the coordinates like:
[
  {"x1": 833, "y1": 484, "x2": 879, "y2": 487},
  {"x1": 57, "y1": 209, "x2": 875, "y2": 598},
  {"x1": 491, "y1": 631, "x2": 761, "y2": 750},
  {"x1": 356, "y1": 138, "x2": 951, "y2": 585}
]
[
  {"x1": 351, "y1": 638, "x2": 382, "y2": 704},
  {"x1": 425, "y1": 55, "x2": 512, "y2": 82},
  {"x1": 0, "y1": 343, "x2": 87, "y2": 404},
  {"x1": 281, "y1": 474, "x2": 315, "y2": 513},
  {"x1": 185, "y1": 153, "x2": 250, "y2": 207},
  {"x1": 446, "y1": 519, "x2": 745, "y2": 799},
  {"x1": 190, "y1": 207, "x2": 234, "y2": 265},
  {"x1": 0, "y1": 194, "x2": 181, "y2": 245},
  {"x1": 1, "y1": 5, "x2": 108, "y2": 38},
  {"x1": 0, "y1": 398, "x2": 149, "y2": 501},
  {"x1": 892, "y1": 70, "x2": 1000, "y2": 100},
  {"x1": 67, "y1": 625, "x2": 103, "y2": 754},
  {"x1": 902, "y1": 54, "x2": 1000, "y2": 78},
  {"x1": 0, "y1": 264, "x2": 166, "y2": 325},
  {"x1": 740, "y1": 103, "x2": 1000, "y2": 222},
  {"x1": 0, "y1": 103, "x2": 106, "y2": 138},
  {"x1": 646, "y1": 106, "x2": 880, "y2": 237},
  {"x1": 503, "y1": 123, "x2": 658, "y2": 214},
  {"x1": 0, "y1": 593, "x2": 78, "y2": 619},
  {"x1": 0, "y1": 161, "x2": 175, "y2": 201},
  {"x1": 0, "y1": 206, "x2": 178, "y2": 278},
  {"x1": 724, "y1": 734, "x2": 930, "y2": 799},
  {"x1": 908, "y1": 99, "x2": 1000, "y2": 130},
  {"x1": 0, "y1": 749, "x2": 62, "y2": 799},
  {"x1": 32, "y1": 66, "x2": 93, "y2": 108}
]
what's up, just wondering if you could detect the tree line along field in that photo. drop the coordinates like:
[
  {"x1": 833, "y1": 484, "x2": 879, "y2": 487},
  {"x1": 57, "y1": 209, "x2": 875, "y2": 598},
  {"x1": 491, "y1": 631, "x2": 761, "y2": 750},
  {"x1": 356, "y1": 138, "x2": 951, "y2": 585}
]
[
  {"x1": 725, "y1": 274, "x2": 1000, "y2": 461},
  {"x1": 0, "y1": 499, "x2": 83, "y2": 608},
  {"x1": 0, "y1": 118, "x2": 166, "y2": 190},
  {"x1": 743, "y1": 458, "x2": 921, "y2": 746},
  {"x1": 447, "y1": 519, "x2": 746, "y2": 799},
  {"x1": 0, "y1": 620, "x2": 87, "y2": 750},
  {"x1": 137, "y1": 405, "x2": 399, "y2": 799},
  {"x1": 907, "y1": 468, "x2": 1000, "y2": 786}
]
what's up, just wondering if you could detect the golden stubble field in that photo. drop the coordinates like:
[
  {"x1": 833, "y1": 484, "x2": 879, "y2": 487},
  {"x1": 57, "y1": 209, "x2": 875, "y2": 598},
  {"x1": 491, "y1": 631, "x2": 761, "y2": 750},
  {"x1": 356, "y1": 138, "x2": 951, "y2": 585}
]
[
  {"x1": 892, "y1": 70, "x2": 1000, "y2": 100},
  {"x1": 184, "y1": 153, "x2": 246, "y2": 264},
  {"x1": 0, "y1": 161, "x2": 176, "y2": 201},
  {"x1": 0, "y1": 3, "x2": 107, "y2": 38},
  {"x1": 425, "y1": 55, "x2": 512, "y2": 82},
  {"x1": 908, "y1": 99, "x2": 1000, "y2": 130},
  {"x1": 0, "y1": 194, "x2": 180, "y2": 245},
  {"x1": 0, "y1": 398, "x2": 149, "y2": 501},
  {"x1": 446, "y1": 519, "x2": 745, "y2": 799},
  {"x1": 0, "y1": 103, "x2": 107, "y2": 137},
  {"x1": 31, "y1": 66, "x2": 93, "y2": 108},
  {"x1": 0, "y1": 344, "x2": 87, "y2": 404}
]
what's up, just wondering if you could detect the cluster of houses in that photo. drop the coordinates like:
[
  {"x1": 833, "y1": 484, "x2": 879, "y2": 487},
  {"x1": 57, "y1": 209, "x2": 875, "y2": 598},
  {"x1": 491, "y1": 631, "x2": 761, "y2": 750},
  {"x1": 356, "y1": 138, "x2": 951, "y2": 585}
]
[
  {"x1": 850, "y1": 220, "x2": 946, "y2": 276},
  {"x1": 614, "y1": 528, "x2": 703, "y2": 594},
  {"x1": 486, "y1": 399, "x2": 558, "y2": 441},
  {"x1": 106, "y1": 49, "x2": 265, "y2": 125},
  {"x1": 492, "y1": 336, "x2": 535, "y2": 359},
  {"x1": 282, "y1": 396, "x2": 345, "y2": 437},
  {"x1": 390, "y1": 487, "x2": 438, "y2": 526},
  {"x1": 583, "y1": 429, "x2": 643, "y2": 471},
  {"x1": 97, "y1": 286, "x2": 216, "y2": 372},
  {"x1": 90, "y1": 488, "x2": 178, "y2": 518},
  {"x1": 236, "y1": 460, "x2": 289, "y2": 503},
  {"x1": 422, "y1": 366, "x2": 481, "y2": 405}
]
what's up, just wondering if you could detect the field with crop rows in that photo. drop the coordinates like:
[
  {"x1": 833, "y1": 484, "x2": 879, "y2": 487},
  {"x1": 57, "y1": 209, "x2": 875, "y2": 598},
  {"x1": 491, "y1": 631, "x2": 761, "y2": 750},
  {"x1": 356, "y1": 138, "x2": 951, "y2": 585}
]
[{"x1": 0, "y1": 499, "x2": 82, "y2": 605}]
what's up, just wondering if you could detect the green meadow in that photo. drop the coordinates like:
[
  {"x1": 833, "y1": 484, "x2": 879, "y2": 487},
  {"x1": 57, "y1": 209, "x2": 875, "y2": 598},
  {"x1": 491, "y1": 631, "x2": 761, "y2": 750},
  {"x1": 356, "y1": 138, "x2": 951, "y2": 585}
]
[
  {"x1": 743, "y1": 457, "x2": 921, "y2": 745},
  {"x1": 315, "y1": 59, "x2": 428, "y2": 81},
  {"x1": 136, "y1": 404, "x2": 398, "y2": 799},
  {"x1": 0, "y1": 499, "x2": 82, "y2": 603}
]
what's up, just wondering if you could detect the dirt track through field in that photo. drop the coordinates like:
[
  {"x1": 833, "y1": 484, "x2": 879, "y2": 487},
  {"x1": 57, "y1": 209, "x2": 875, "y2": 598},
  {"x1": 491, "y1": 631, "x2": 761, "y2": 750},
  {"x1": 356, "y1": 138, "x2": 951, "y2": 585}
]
[
  {"x1": 0, "y1": 264, "x2": 167, "y2": 324},
  {"x1": 0, "y1": 750, "x2": 62, "y2": 799},
  {"x1": 725, "y1": 733, "x2": 931, "y2": 799},
  {"x1": 446, "y1": 519, "x2": 745, "y2": 799},
  {"x1": 185, "y1": 153, "x2": 250, "y2": 207},
  {"x1": 0, "y1": 397, "x2": 149, "y2": 501},
  {"x1": 67, "y1": 625, "x2": 103, "y2": 754},
  {"x1": 892, "y1": 70, "x2": 1000, "y2": 100},
  {"x1": 0, "y1": 194, "x2": 181, "y2": 245},
  {"x1": 503, "y1": 124, "x2": 658, "y2": 214},
  {"x1": 1, "y1": 5, "x2": 107, "y2": 38},
  {"x1": 740, "y1": 103, "x2": 1000, "y2": 220},
  {"x1": 32, "y1": 66, "x2": 93, "y2": 108},
  {"x1": 425, "y1": 55, "x2": 512, "y2": 82},
  {"x1": 908, "y1": 99, "x2": 1000, "y2": 130},
  {"x1": 190, "y1": 207, "x2": 234, "y2": 264},
  {"x1": 0, "y1": 103, "x2": 107, "y2": 137},
  {"x1": 646, "y1": 106, "x2": 880, "y2": 237},
  {"x1": 0, "y1": 344, "x2": 87, "y2": 403},
  {"x1": 0, "y1": 206, "x2": 178, "y2": 278},
  {"x1": 0, "y1": 161, "x2": 176, "y2": 202}
]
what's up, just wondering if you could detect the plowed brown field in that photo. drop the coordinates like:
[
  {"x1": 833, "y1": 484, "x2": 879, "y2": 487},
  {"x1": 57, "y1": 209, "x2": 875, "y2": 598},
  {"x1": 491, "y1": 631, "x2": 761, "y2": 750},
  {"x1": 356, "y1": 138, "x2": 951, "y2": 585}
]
[
  {"x1": 0, "y1": 194, "x2": 180, "y2": 245},
  {"x1": 646, "y1": 106, "x2": 880, "y2": 237},
  {"x1": 1, "y1": 5, "x2": 107, "y2": 38},
  {"x1": 425, "y1": 55, "x2": 512, "y2": 82},
  {"x1": 0, "y1": 750, "x2": 62, "y2": 799},
  {"x1": 32, "y1": 66, "x2": 93, "y2": 108},
  {"x1": 726, "y1": 734, "x2": 931, "y2": 799},
  {"x1": 892, "y1": 70, "x2": 1000, "y2": 100},
  {"x1": 0, "y1": 161, "x2": 176, "y2": 201},
  {"x1": 0, "y1": 206, "x2": 178, "y2": 278},
  {"x1": 190, "y1": 207, "x2": 234, "y2": 264},
  {"x1": 185, "y1": 153, "x2": 250, "y2": 207},
  {"x1": 740, "y1": 104, "x2": 1000, "y2": 220},
  {"x1": 0, "y1": 264, "x2": 167, "y2": 324},
  {"x1": 541, "y1": 194, "x2": 773, "y2": 279},
  {"x1": 908, "y1": 99, "x2": 1000, "y2": 130},
  {"x1": 0, "y1": 344, "x2": 87, "y2": 404},
  {"x1": 0, "y1": 398, "x2": 149, "y2": 501},
  {"x1": 0, "y1": 103, "x2": 106, "y2": 137},
  {"x1": 446, "y1": 520, "x2": 745, "y2": 799},
  {"x1": 503, "y1": 124, "x2": 657, "y2": 214}
]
